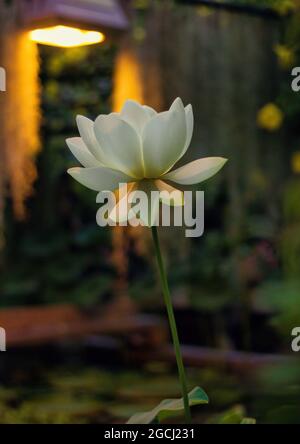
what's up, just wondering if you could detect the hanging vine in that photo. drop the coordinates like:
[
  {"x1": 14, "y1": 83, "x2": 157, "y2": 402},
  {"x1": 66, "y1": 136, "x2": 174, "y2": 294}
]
[{"x1": 0, "y1": 0, "x2": 41, "y2": 246}]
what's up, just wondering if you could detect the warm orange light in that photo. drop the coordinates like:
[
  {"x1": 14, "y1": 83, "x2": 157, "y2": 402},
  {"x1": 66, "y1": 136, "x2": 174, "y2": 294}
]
[{"x1": 29, "y1": 25, "x2": 105, "y2": 48}]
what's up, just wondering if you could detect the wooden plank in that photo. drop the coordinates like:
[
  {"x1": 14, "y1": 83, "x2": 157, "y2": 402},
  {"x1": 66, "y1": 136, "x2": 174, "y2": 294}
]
[
  {"x1": 0, "y1": 304, "x2": 166, "y2": 347},
  {"x1": 132, "y1": 345, "x2": 292, "y2": 374},
  {"x1": 0, "y1": 305, "x2": 291, "y2": 375}
]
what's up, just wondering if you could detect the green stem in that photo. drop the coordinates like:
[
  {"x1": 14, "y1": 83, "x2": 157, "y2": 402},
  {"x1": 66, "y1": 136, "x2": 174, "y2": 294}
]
[{"x1": 151, "y1": 226, "x2": 191, "y2": 424}]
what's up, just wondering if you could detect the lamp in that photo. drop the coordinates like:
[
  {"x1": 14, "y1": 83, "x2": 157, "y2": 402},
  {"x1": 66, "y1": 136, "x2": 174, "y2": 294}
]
[
  {"x1": 29, "y1": 26, "x2": 105, "y2": 48},
  {"x1": 19, "y1": 0, "x2": 130, "y2": 48}
]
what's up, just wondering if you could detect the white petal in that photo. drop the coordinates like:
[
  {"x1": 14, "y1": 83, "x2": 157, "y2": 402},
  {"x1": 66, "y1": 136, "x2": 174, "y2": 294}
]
[
  {"x1": 67, "y1": 166, "x2": 133, "y2": 192},
  {"x1": 108, "y1": 182, "x2": 137, "y2": 224},
  {"x1": 169, "y1": 97, "x2": 184, "y2": 112},
  {"x1": 66, "y1": 137, "x2": 102, "y2": 168},
  {"x1": 76, "y1": 115, "x2": 107, "y2": 164},
  {"x1": 179, "y1": 104, "x2": 194, "y2": 159},
  {"x1": 163, "y1": 157, "x2": 227, "y2": 185},
  {"x1": 142, "y1": 98, "x2": 187, "y2": 178},
  {"x1": 94, "y1": 114, "x2": 144, "y2": 179},
  {"x1": 121, "y1": 100, "x2": 152, "y2": 135},
  {"x1": 129, "y1": 180, "x2": 160, "y2": 227},
  {"x1": 143, "y1": 105, "x2": 157, "y2": 118},
  {"x1": 155, "y1": 180, "x2": 184, "y2": 206}
]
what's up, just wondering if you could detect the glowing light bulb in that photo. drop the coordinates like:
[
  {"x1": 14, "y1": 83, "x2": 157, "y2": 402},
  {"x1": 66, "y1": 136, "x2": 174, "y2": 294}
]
[{"x1": 29, "y1": 25, "x2": 105, "y2": 48}]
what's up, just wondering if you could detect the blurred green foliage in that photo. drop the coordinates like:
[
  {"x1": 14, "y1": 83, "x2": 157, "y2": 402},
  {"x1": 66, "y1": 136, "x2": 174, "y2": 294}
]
[
  {"x1": 0, "y1": 0, "x2": 300, "y2": 357},
  {"x1": 256, "y1": 361, "x2": 300, "y2": 424},
  {"x1": 219, "y1": 0, "x2": 294, "y2": 16},
  {"x1": 0, "y1": 364, "x2": 251, "y2": 424},
  {"x1": 1, "y1": 358, "x2": 299, "y2": 423}
]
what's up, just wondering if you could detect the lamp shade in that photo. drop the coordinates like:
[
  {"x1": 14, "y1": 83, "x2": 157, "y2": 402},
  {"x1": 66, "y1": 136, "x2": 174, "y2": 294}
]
[{"x1": 19, "y1": 0, "x2": 130, "y2": 34}]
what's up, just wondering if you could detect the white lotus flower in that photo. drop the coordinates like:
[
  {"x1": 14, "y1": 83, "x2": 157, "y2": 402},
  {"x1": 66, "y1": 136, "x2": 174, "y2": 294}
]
[{"x1": 67, "y1": 98, "x2": 227, "y2": 225}]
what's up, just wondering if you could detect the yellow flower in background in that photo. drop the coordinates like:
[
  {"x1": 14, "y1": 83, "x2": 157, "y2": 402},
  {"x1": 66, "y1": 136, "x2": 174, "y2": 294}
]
[
  {"x1": 274, "y1": 0, "x2": 296, "y2": 16},
  {"x1": 133, "y1": 0, "x2": 149, "y2": 9},
  {"x1": 292, "y1": 151, "x2": 300, "y2": 174},
  {"x1": 274, "y1": 44, "x2": 295, "y2": 70},
  {"x1": 196, "y1": 6, "x2": 214, "y2": 17},
  {"x1": 257, "y1": 103, "x2": 284, "y2": 132},
  {"x1": 133, "y1": 26, "x2": 146, "y2": 42}
]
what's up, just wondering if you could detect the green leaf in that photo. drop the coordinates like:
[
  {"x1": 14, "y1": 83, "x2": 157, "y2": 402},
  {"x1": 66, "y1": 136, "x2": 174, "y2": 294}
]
[
  {"x1": 127, "y1": 386, "x2": 209, "y2": 424},
  {"x1": 208, "y1": 406, "x2": 256, "y2": 425},
  {"x1": 216, "y1": 405, "x2": 246, "y2": 424},
  {"x1": 241, "y1": 418, "x2": 256, "y2": 424}
]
